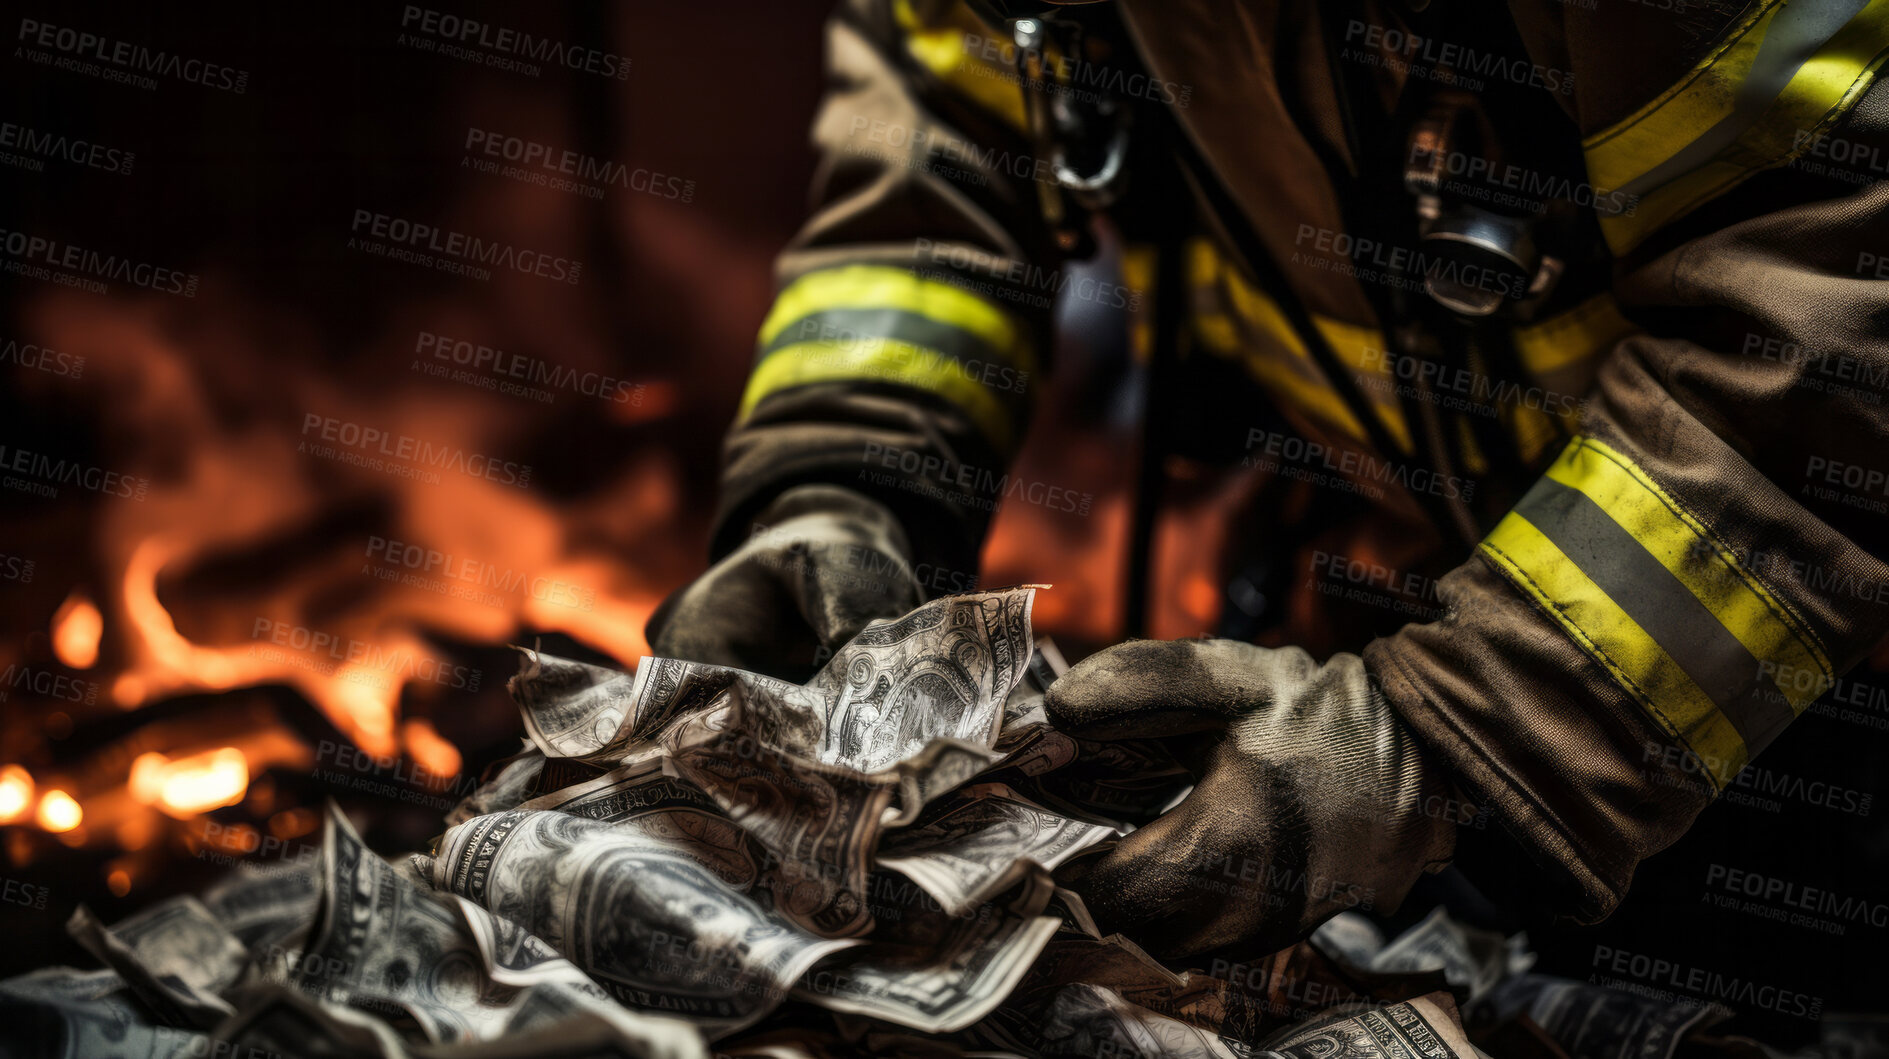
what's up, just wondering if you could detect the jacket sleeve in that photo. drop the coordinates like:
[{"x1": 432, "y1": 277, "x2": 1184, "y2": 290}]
[
  {"x1": 711, "y1": 0, "x2": 1065, "y2": 578},
  {"x1": 1364, "y1": 0, "x2": 1889, "y2": 921}
]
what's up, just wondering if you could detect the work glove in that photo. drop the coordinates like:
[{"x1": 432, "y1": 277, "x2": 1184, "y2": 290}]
[
  {"x1": 647, "y1": 484, "x2": 924, "y2": 679},
  {"x1": 1045, "y1": 639, "x2": 1461, "y2": 959}
]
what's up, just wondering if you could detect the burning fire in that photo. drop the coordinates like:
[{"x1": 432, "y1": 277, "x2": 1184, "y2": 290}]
[
  {"x1": 0, "y1": 767, "x2": 34, "y2": 825},
  {"x1": 52, "y1": 592, "x2": 103, "y2": 670},
  {"x1": 3, "y1": 284, "x2": 692, "y2": 867},
  {"x1": 110, "y1": 538, "x2": 410, "y2": 756},
  {"x1": 35, "y1": 790, "x2": 82, "y2": 833},
  {"x1": 129, "y1": 749, "x2": 249, "y2": 818}
]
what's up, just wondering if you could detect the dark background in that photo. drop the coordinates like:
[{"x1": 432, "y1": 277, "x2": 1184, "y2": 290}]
[
  {"x1": 0, "y1": 0, "x2": 1140, "y2": 980},
  {"x1": 0, "y1": 2, "x2": 1881, "y2": 1051}
]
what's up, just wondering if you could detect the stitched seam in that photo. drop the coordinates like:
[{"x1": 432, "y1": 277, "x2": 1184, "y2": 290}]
[
  {"x1": 1373, "y1": 629, "x2": 1625, "y2": 906},
  {"x1": 1582, "y1": 439, "x2": 1834, "y2": 682},
  {"x1": 1584, "y1": 0, "x2": 1784, "y2": 152},
  {"x1": 1479, "y1": 538, "x2": 1722, "y2": 793}
]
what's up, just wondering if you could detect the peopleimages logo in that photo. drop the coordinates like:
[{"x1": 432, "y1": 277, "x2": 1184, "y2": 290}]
[
  {"x1": 16, "y1": 18, "x2": 249, "y2": 93},
  {"x1": 1590, "y1": 945, "x2": 1822, "y2": 1019},
  {"x1": 0, "y1": 443, "x2": 149, "y2": 501},
  {"x1": 398, "y1": 6, "x2": 630, "y2": 80},
  {"x1": 1292, "y1": 223, "x2": 1529, "y2": 303},
  {"x1": 349, "y1": 210, "x2": 582, "y2": 285},
  {"x1": 299, "y1": 413, "x2": 533, "y2": 490},
  {"x1": 0, "y1": 120, "x2": 133, "y2": 175},
  {"x1": 0, "y1": 228, "x2": 198, "y2": 297},
  {"x1": 1705, "y1": 864, "x2": 1889, "y2": 930},
  {"x1": 1343, "y1": 20, "x2": 1573, "y2": 95},
  {"x1": 858, "y1": 442, "x2": 1094, "y2": 516},
  {"x1": 463, "y1": 129, "x2": 693, "y2": 203},
  {"x1": 0, "y1": 337, "x2": 84, "y2": 379},
  {"x1": 413, "y1": 331, "x2": 643, "y2": 406},
  {"x1": 1244, "y1": 428, "x2": 1474, "y2": 501}
]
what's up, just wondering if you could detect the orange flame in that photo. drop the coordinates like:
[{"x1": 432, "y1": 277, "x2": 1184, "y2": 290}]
[
  {"x1": 17, "y1": 285, "x2": 689, "y2": 853},
  {"x1": 52, "y1": 592, "x2": 103, "y2": 670},
  {"x1": 400, "y1": 718, "x2": 462, "y2": 787},
  {"x1": 0, "y1": 767, "x2": 34, "y2": 824},
  {"x1": 36, "y1": 790, "x2": 82, "y2": 833},
  {"x1": 129, "y1": 748, "x2": 249, "y2": 818},
  {"x1": 111, "y1": 539, "x2": 406, "y2": 757}
]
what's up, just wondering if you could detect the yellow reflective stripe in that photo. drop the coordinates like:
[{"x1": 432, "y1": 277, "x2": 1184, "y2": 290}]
[
  {"x1": 1585, "y1": 0, "x2": 1889, "y2": 254},
  {"x1": 1542, "y1": 437, "x2": 1833, "y2": 707},
  {"x1": 1186, "y1": 239, "x2": 1413, "y2": 452},
  {"x1": 1121, "y1": 243, "x2": 1157, "y2": 365},
  {"x1": 1196, "y1": 322, "x2": 1374, "y2": 440},
  {"x1": 1481, "y1": 512, "x2": 1749, "y2": 787},
  {"x1": 1511, "y1": 403, "x2": 1563, "y2": 466},
  {"x1": 1510, "y1": 295, "x2": 1637, "y2": 463},
  {"x1": 1190, "y1": 303, "x2": 1374, "y2": 443},
  {"x1": 1456, "y1": 416, "x2": 1489, "y2": 477},
  {"x1": 739, "y1": 338, "x2": 1016, "y2": 451},
  {"x1": 1511, "y1": 294, "x2": 1637, "y2": 378},
  {"x1": 760, "y1": 265, "x2": 1034, "y2": 373},
  {"x1": 1193, "y1": 310, "x2": 1241, "y2": 354},
  {"x1": 892, "y1": 0, "x2": 1028, "y2": 133}
]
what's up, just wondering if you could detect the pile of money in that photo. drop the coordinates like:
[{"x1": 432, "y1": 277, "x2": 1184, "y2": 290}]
[{"x1": 0, "y1": 588, "x2": 1797, "y2": 1057}]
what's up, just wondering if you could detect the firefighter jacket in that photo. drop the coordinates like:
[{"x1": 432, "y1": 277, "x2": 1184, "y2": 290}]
[{"x1": 709, "y1": 0, "x2": 1889, "y2": 923}]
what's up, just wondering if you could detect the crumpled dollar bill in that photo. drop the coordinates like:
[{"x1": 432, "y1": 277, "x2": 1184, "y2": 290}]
[{"x1": 0, "y1": 587, "x2": 1796, "y2": 1057}]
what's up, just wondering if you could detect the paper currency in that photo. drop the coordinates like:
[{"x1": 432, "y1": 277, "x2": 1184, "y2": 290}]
[
  {"x1": 798, "y1": 588, "x2": 1034, "y2": 772},
  {"x1": 448, "y1": 747, "x2": 551, "y2": 826},
  {"x1": 794, "y1": 870, "x2": 1060, "y2": 1033},
  {"x1": 198, "y1": 857, "x2": 320, "y2": 951},
  {"x1": 514, "y1": 651, "x2": 642, "y2": 760},
  {"x1": 1024, "y1": 982, "x2": 1249, "y2": 1058},
  {"x1": 877, "y1": 784, "x2": 1115, "y2": 916},
  {"x1": 289, "y1": 802, "x2": 703, "y2": 1050},
  {"x1": 214, "y1": 983, "x2": 413, "y2": 1058},
  {"x1": 517, "y1": 750, "x2": 767, "y2": 893},
  {"x1": 1361, "y1": 908, "x2": 1532, "y2": 1005},
  {"x1": 216, "y1": 979, "x2": 711, "y2": 1059},
  {"x1": 1256, "y1": 993, "x2": 1482, "y2": 1058},
  {"x1": 0, "y1": 966, "x2": 214, "y2": 1059},
  {"x1": 661, "y1": 688, "x2": 899, "y2": 938},
  {"x1": 0, "y1": 587, "x2": 1760, "y2": 1057},
  {"x1": 1477, "y1": 975, "x2": 1723, "y2": 1059},
  {"x1": 517, "y1": 590, "x2": 1037, "y2": 773},
  {"x1": 430, "y1": 807, "x2": 854, "y2": 1038},
  {"x1": 67, "y1": 896, "x2": 248, "y2": 1026},
  {"x1": 1308, "y1": 912, "x2": 1387, "y2": 968}
]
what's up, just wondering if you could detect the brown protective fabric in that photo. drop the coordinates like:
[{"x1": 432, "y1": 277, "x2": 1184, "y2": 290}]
[
  {"x1": 1046, "y1": 641, "x2": 1458, "y2": 957},
  {"x1": 654, "y1": 484, "x2": 923, "y2": 681},
  {"x1": 712, "y1": 0, "x2": 1889, "y2": 923}
]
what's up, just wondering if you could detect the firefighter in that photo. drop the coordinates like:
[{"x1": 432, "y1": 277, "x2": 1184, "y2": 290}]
[{"x1": 649, "y1": 0, "x2": 1889, "y2": 959}]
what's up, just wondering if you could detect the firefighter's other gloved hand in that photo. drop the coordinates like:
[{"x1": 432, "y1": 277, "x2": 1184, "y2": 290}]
[
  {"x1": 647, "y1": 484, "x2": 923, "y2": 679},
  {"x1": 1044, "y1": 640, "x2": 1459, "y2": 958}
]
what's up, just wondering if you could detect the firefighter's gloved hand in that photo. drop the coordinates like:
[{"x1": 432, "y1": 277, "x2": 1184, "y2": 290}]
[
  {"x1": 647, "y1": 484, "x2": 923, "y2": 679},
  {"x1": 1044, "y1": 640, "x2": 1459, "y2": 959}
]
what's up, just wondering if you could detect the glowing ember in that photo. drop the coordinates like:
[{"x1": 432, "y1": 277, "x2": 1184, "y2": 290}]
[
  {"x1": 187, "y1": 820, "x2": 259, "y2": 856},
  {"x1": 128, "y1": 748, "x2": 250, "y2": 818},
  {"x1": 107, "y1": 869, "x2": 131, "y2": 897},
  {"x1": 36, "y1": 790, "x2": 83, "y2": 832},
  {"x1": 128, "y1": 752, "x2": 167, "y2": 805},
  {"x1": 52, "y1": 591, "x2": 103, "y2": 670},
  {"x1": 12, "y1": 288, "x2": 690, "y2": 860},
  {"x1": 400, "y1": 718, "x2": 462, "y2": 787},
  {"x1": 0, "y1": 766, "x2": 34, "y2": 824},
  {"x1": 111, "y1": 539, "x2": 406, "y2": 756},
  {"x1": 267, "y1": 807, "x2": 317, "y2": 840}
]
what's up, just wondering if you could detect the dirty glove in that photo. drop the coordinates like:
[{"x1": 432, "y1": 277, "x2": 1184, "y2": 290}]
[
  {"x1": 647, "y1": 484, "x2": 924, "y2": 679},
  {"x1": 1045, "y1": 640, "x2": 1461, "y2": 958}
]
